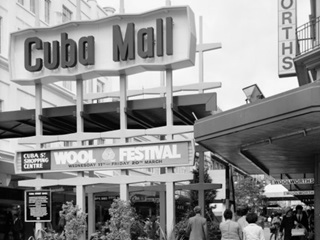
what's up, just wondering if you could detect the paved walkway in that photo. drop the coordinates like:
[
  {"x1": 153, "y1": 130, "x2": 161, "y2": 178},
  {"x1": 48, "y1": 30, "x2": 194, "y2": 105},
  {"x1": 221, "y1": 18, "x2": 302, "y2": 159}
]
[{"x1": 263, "y1": 227, "x2": 272, "y2": 239}]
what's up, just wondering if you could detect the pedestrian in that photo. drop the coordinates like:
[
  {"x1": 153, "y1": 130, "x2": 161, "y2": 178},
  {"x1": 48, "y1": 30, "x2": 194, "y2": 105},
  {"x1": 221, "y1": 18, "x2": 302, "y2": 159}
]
[
  {"x1": 242, "y1": 212, "x2": 265, "y2": 240},
  {"x1": 294, "y1": 205, "x2": 309, "y2": 231},
  {"x1": 280, "y1": 207, "x2": 295, "y2": 240},
  {"x1": 4, "y1": 210, "x2": 13, "y2": 240},
  {"x1": 256, "y1": 209, "x2": 265, "y2": 229},
  {"x1": 186, "y1": 206, "x2": 207, "y2": 240},
  {"x1": 237, "y1": 207, "x2": 249, "y2": 231},
  {"x1": 219, "y1": 209, "x2": 242, "y2": 240},
  {"x1": 12, "y1": 213, "x2": 23, "y2": 240}
]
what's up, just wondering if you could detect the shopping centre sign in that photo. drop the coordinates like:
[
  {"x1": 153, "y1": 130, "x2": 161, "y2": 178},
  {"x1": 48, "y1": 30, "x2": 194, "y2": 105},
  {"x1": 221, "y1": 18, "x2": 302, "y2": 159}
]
[
  {"x1": 9, "y1": 6, "x2": 196, "y2": 85},
  {"x1": 15, "y1": 140, "x2": 194, "y2": 174}
]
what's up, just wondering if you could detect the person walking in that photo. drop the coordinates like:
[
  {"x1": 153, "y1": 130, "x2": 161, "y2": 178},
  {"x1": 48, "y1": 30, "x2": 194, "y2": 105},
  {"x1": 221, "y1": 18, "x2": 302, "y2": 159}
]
[
  {"x1": 186, "y1": 206, "x2": 207, "y2": 240},
  {"x1": 269, "y1": 212, "x2": 281, "y2": 240},
  {"x1": 219, "y1": 209, "x2": 242, "y2": 240},
  {"x1": 280, "y1": 207, "x2": 295, "y2": 240},
  {"x1": 12, "y1": 213, "x2": 23, "y2": 240},
  {"x1": 242, "y1": 212, "x2": 265, "y2": 240},
  {"x1": 237, "y1": 207, "x2": 249, "y2": 232}
]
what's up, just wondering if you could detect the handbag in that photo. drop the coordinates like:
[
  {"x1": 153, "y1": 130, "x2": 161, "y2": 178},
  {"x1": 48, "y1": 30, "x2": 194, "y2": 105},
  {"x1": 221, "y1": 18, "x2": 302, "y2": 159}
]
[{"x1": 291, "y1": 228, "x2": 305, "y2": 236}]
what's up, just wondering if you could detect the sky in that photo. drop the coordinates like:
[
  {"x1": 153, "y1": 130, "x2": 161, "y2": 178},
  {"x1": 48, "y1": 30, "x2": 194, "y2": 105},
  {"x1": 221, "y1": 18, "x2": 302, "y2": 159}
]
[{"x1": 97, "y1": 0, "x2": 311, "y2": 111}]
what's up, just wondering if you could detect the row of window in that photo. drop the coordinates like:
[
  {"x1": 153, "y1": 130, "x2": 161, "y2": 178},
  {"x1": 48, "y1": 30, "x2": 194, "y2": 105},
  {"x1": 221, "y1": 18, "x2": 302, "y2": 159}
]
[{"x1": 17, "y1": 0, "x2": 72, "y2": 24}]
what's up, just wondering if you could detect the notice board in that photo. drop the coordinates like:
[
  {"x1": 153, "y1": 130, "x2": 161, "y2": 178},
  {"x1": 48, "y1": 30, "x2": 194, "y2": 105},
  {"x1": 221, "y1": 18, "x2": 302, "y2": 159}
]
[{"x1": 25, "y1": 190, "x2": 51, "y2": 222}]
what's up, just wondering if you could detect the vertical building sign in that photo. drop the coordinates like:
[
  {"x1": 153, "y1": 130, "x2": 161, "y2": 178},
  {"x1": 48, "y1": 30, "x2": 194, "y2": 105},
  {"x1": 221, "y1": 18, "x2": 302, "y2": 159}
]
[
  {"x1": 25, "y1": 190, "x2": 51, "y2": 222},
  {"x1": 278, "y1": 0, "x2": 297, "y2": 77}
]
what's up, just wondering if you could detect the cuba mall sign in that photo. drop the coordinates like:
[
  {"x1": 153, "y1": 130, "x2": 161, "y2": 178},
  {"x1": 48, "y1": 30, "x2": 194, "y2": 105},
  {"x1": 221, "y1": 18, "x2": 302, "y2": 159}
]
[{"x1": 10, "y1": 6, "x2": 196, "y2": 85}]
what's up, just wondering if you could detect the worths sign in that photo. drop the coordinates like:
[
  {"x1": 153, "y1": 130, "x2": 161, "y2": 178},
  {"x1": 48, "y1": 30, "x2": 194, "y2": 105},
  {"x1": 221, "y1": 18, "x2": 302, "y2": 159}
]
[{"x1": 15, "y1": 140, "x2": 194, "y2": 174}]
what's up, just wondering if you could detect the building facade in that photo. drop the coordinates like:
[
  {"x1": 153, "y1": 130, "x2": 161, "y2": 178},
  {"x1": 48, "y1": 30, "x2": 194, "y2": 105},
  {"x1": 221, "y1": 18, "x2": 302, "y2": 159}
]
[{"x1": 0, "y1": 1, "x2": 113, "y2": 239}]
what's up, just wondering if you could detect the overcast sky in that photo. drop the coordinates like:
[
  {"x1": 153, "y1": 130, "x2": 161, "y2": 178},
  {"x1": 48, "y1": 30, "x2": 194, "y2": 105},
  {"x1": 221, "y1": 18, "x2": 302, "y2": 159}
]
[{"x1": 97, "y1": 0, "x2": 311, "y2": 110}]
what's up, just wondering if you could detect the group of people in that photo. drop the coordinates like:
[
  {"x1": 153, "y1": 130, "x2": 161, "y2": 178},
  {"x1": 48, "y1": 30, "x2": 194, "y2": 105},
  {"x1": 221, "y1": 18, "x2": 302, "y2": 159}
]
[
  {"x1": 269, "y1": 205, "x2": 314, "y2": 240},
  {"x1": 185, "y1": 205, "x2": 314, "y2": 240},
  {"x1": 186, "y1": 206, "x2": 265, "y2": 240}
]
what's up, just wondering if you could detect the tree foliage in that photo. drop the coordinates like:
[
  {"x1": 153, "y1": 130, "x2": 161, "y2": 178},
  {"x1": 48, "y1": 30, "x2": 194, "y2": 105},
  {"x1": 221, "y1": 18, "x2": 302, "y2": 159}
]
[
  {"x1": 59, "y1": 201, "x2": 87, "y2": 240},
  {"x1": 234, "y1": 177, "x2": 267, "y2": 212},
  {"x1": 189, "y1": 164, "x2": 217, "y2": 210}
]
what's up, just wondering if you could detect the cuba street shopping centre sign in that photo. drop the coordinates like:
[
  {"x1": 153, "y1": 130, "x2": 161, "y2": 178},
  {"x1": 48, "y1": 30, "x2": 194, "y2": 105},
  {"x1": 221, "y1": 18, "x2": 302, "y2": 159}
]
[
  {"x1": 15, "y1": 140, "x2": 194, "y2": 174},
  {"x1": 9, "y1": 6, "x2": 196, "y2": 85}
]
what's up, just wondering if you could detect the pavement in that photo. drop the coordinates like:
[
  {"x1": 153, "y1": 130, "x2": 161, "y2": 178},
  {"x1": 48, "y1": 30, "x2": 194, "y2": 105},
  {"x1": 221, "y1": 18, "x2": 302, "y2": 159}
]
[{"x1": 264, "y1": 227, "x2": 272, "y2": 239}]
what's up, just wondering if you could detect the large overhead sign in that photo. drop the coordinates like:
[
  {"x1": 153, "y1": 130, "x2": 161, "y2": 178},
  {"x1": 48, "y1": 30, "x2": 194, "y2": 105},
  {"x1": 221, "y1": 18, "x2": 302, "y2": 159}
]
[
  {"x1": 15, "y1": 140, "x2": 194, "y2": 173},
  {"x1": 9, "y1": 6, "x2": 196, "y2": 85},
  {"x1": 278, "y1": 0, "x2": 297, "y2": 77},
  {"x1": 271, "y1": 178, "x2": 314, "y2": 185}
]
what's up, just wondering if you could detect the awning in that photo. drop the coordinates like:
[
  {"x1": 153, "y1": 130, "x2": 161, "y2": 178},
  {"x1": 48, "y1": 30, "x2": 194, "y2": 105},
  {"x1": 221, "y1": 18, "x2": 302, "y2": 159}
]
[{"x1": 194, "y1": 82, "x2": 320, "y2": 201}]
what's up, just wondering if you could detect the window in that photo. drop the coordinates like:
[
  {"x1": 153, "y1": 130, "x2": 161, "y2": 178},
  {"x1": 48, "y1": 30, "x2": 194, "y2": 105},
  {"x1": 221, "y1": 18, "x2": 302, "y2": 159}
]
[
  {"x1": 30, "y1": 0, "x2": 35, "y2": 13},
  {"x1": 18, "y1": 0, "x2": 24, "y2": 5},
  {"x1": 62, "y1": 5, "x2": 72, "y2": 23},
  {"x1": 97, "y1": 79, "x2": 105, "y2": 93},
  {"x1": 45, "y1": 0, "x2": 50, "y2": 23},
  {"x1": 62, "y1": 81, "x2": 72, "y2": 91}
]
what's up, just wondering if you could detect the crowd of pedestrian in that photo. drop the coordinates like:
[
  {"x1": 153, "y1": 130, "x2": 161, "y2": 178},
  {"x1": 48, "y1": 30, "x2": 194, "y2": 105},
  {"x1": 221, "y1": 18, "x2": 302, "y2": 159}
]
[{"x1": 216, "y1": 204, "x2": 314, "y2": 240}]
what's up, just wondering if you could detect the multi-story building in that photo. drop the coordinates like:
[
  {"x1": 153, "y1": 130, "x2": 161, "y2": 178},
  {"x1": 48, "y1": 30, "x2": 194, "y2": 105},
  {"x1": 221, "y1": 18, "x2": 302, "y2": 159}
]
[{"x1": 0, "y1": 1, "x2": 114, "y2": 238}]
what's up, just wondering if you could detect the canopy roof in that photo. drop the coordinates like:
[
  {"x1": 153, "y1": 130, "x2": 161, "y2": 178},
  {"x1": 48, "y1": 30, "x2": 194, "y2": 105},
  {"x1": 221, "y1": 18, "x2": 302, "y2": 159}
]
[
  {"x1": 0, "y1": 93, "x2": 216, "y2": 139},
  {"x1": 195, "y1": 82, "x2": 320, "y2": 202}
]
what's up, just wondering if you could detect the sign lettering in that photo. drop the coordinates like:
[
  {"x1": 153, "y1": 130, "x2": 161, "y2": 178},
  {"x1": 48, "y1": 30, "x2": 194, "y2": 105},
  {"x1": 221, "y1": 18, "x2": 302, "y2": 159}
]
[
  {"x1": 284, "y1": 190, "x2": 314, "y2": 195},
  {"x1": 15, "y1": 140, "x2": 194, "y2": 173},
  {"x1": 10, "y1": 6, "x2": 196, "y2": 84},
  {"x1": 113, "y1": 17, "x2": 173, "y2": 61},
  {"x1": 271, "y1": 178, "x2": 314, "y2": 185},
  {"x1": 24, "y1": 33, "x2": 95, "y2": 72},
  {"x1": 278, "y1": 0, "x2": 297, "y2": 77}
]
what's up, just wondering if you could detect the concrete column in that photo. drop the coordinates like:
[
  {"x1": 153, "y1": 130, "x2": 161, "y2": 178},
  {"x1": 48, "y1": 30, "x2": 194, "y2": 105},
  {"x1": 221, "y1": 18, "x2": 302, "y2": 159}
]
[
  {"x1": 76, "y1": 79, "x2": 84, "y2": 145},
  {"x1": 120, "y1": 183, "x2": 129, "y2": 201},
  {"x1": 198, "y1": 150, "x2": 205, "y2": 216},
  {"x1": 76, "y1": 172, "x2": 85, "y2": 240},
  {"x1": 159, "y1": 191, "x2": 166, "y2": 240},
  {"x1": 166, "y1": 182, "x2": 175, "y2": 240},
  {"x1": 35, "y1": 174, "x2": 43, "y2": 238},
  {"x1": 166, "y1": 69, "x2": 173, "y2": 141},
  {"x1": 225, "y1": 164, "x2": 230, "y2": 209},
  {"x1": 88, "y1": 193, "x2": 95, "y2": 239},
  {"x1": 35, "y1": 83, "x2": 43, "y2": 148},
  {"x1": 314, "y1": 155, "x2": 320, "y2": 239}
]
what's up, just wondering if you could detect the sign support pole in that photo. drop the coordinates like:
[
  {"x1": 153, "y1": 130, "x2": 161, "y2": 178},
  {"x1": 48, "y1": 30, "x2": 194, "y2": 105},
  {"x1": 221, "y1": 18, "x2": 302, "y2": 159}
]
[
  {"x1": 165, "y1": 69, "x2": 175, "y2": 239},
  {"x1": 119, "y1": 74, "x2": 129, "y2": 201}
]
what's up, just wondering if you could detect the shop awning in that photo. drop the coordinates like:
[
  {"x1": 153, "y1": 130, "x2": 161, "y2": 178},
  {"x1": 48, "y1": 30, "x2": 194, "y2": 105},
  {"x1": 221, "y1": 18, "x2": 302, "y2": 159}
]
[{"x1": 195, "y1": 82, "x2": 320, "y2": 201}]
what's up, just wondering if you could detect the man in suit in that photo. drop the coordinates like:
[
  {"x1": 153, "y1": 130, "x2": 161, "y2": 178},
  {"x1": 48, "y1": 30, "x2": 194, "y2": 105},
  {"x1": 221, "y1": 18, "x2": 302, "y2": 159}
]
[
  {"x1": 186, "y1": 206, "x2": 207, "y2": 240},
  {"x1": 294, "y1": 205, "x2": 309, "y2": 231}
]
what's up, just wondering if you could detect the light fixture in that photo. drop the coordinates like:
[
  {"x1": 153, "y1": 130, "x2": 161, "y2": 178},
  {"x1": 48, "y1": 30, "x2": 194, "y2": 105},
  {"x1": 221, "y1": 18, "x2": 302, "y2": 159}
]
[{"x1": 242, "y1": 84, "x2": 265, "y2": 104}]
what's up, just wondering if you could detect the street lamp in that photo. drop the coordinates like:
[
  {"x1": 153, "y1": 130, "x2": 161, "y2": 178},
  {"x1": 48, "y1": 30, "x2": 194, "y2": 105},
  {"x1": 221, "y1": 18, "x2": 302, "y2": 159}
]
[{"x1": 242, "y1": 84, "x2": 265, "y2": 104}]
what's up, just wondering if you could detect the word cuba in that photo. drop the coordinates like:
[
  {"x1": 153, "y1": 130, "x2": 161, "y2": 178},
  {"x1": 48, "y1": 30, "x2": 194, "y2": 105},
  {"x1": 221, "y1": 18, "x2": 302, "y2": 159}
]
[{"x1": 24, "y1": 17, "x2": 173, "y2": 72}]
